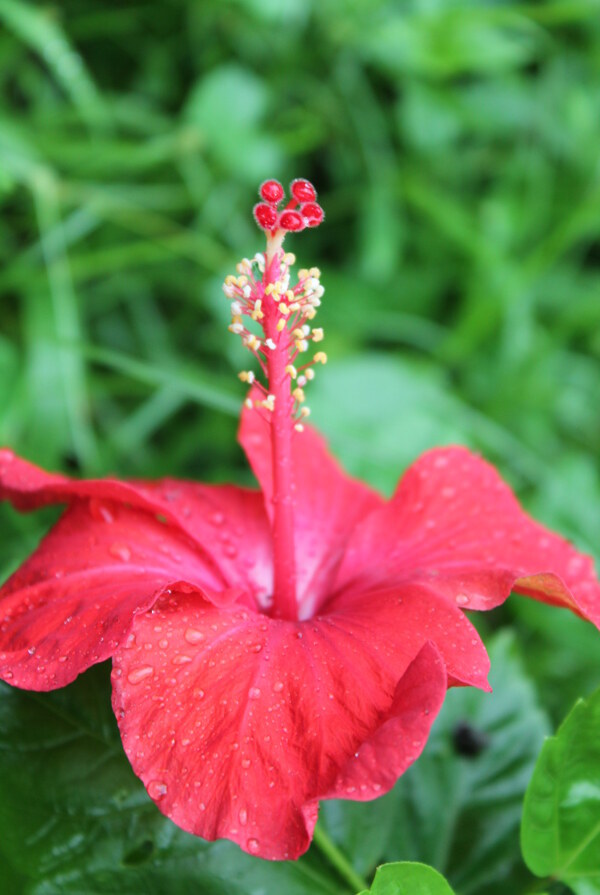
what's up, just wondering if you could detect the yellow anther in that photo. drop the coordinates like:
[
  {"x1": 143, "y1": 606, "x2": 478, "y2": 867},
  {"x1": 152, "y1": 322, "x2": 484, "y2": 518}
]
[
  {"x1": 277, "y1": 319, "x2": 286, "y2": 332},
  {"x1": 294, "y1": 423, "x2": 304, "y2": 432},
  {"x1": 244, "y1": 397, "x2": 253, "y2": 409},
  {"x1": 285, "y1": 364, "x2": 297, "y2": 379},
  {"x1": 312, "y1": 328, "x2": 324, "y2": 342},
  {"x1": 309, "y1": 267, "x2": 321, "y2": 278},
  {"x1": 265, "y1": 283, "x2": 276, "y2": 296},
  {"x1": 300, "y1": 406, "x2": 311, "y2": 418},
  {"x1": 225, "y1": 275, "x2": 237, "y2": 286},
  {"x1": 237, "y1": 275, "x2": 248, "y2": 287},
  {"x1": 238, "y1": 371, "x2": 248, "y2": 382},
  {"x1": 295, "y1": 339, "x2": 309, "y2": 352},
  {"x1": 278, "y1": 303, "x2": 290, "y2": 316},
  {"x1": 314, "y1": 351, "x2": 327, "y2": 364},
  {"x1": 232, "y1": 315, "x2": 242, "y2": 325},
  {"x1": 245, "y1": 334, "x2": 260, "y2": 351},
  {"x1": 251, "y1": 299, "x2": 264, "y2": 321},
  {"x1": 238, "y1": 371, "x2": 255, "y2": 383},
  {"x1": 304, "y1": 307, "x2": 317, "y2": 320},
  {"x1": 292, "y1": 387, "x2": 305, "y2": 403},
  {"x1": 283, "y1": 252, "x2": 296, "y2": 265},
  {"x1": 289, "y1": 302, "x2": 301, "y2": 312},
  {"x1": 262, "y1": 394, "x2": 276, "y2": 411},
  {"x1": 228, "y1": 322, "x2": 244, "y2": 335},
  {"x1": 292, "y1": 328, "x2": 305, "y2": 339},
  {"x1": 305, "y1": 368, "x2": 315, "y2": 380},
  {"x1": 285, "y1": 290, "x2": 295, "y2": 302},
  {"x1": 298, "y1": 268, "x2": 309, "y2": 280}
]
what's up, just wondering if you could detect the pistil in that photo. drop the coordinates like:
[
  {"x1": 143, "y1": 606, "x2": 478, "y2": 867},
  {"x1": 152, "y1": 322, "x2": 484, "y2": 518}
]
[{"x1": 222, "y1": 179, "x2": 325, "y2": 620}]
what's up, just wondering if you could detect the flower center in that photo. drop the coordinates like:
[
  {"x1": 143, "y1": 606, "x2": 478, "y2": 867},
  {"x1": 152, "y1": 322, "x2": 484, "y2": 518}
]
[{"x1": 222, "y1": 179, "x2": 325, "y2": 620}]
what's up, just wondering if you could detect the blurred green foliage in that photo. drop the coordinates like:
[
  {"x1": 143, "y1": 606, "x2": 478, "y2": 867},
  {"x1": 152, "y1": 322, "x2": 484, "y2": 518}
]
[{"x1": 0, "y1": 1, "x2": 599, "y2": 890}]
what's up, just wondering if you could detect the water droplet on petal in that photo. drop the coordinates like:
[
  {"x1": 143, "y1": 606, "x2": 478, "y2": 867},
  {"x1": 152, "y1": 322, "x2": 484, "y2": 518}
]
[
  {"x1": 109, "y1": 543, "x2": 131, "y2": 562},
  {"x1": 272, "y1": 681, "x2": 284, "y2": 692},
  {"x1": 241, "y1": 757, "x2": 251, "y2": 768},
  {"x1": 248, "y1": 687, "x2": 261, "y2": 700},
  {"x1": 27, "y1": 647, "x2": 36, "y2": 656},
  {"x1": 239, "y1": 808, "x2": 248, "y2": 825},
  {"x1": 210, "y1": 511, "x2": 225, "y2": 526},
  {"x1": 247, "y1": 838, "x2": 260, "y2": 854},
  {"x1": 128, "y1": 665, "x2": 154, "y2": 684},
  {"x1": 455, "y1": 594, "x2": 469, "y2": 606},
  {"x1": 172, "y1": 654, "x2": 192, "y2": 665},
  {"x1": 158, "y1": 639, "x2": 169, "y2": 649},
  {"x1": 147, "y1": 780, "x2": 167, "y2": 800},
  {"x1": 185, "y1": 628, "x2": 205, "y2": 644}
]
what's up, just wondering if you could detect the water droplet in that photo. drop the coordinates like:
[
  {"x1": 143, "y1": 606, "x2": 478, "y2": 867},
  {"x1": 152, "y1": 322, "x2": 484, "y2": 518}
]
[
  {"x1": 58, "y1": 655, "x2": 68, "y2": 663},
  {"x1": 250, "y1": 643, "x2": 262, "y2": 653},
  {"x1": 172, "y1": 654, "x2": 192, "y2": 665},
  {"x1": 27, "y1": 647, "x2": 36, "y2": 656},
  {"x1": 239, "y1": 808, "x2": 248, "y2": 825},
  {"x1": 247, "y1": 838, "x2": 260, "y2": 854},
  {"x1": 185, "y1": 627, "x2": 205, "y2": 644},
  {"x1": 147, "y1": 780, "x2": 167, "y2": 800},
  {"x1": 248, "y1": 687, "x2": 261, "y2": 700},
  {"x1": 158, "y1": 639, "x2": 169, "y2": 649},
  {"x1": 89, "y1": 499, "x2": 114, "y2": 524},
  {"x1": 109, "y1": 543, "x2": 131, "y2": 562},
  {"x1": 272, "y1": 681, "x2": 284, "y2": 692},
  {"x1": 127, "y1": 665, "x2": 154, "y2": 684},
  {"x1": 455, "y1": 594, "x2": 469, "y2": 606},
  {"x1": 241, "y1": 757, "x2": 251, "y2": 768},
  {"x1": 210, "y1": 511, "x2": 225, "y2": 526},
  {"x1": 193, "y1": 688, "x2": 205, "y2": 700}
]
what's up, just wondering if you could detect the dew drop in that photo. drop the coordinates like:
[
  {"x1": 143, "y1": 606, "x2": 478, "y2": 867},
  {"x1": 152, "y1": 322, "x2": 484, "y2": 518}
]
[
  {"x1": 241, "y1": 758, "x2": 251, "y2": 769},
  {"x1": 239, "y1": 808, "x2": 248, "y2": 826},
  {"x1": 158, "y1": 639, "x2": 169, "y2": 649},
  {"x1": 147, "y1": 780, "x2": 167, "y2": 800},
  {"x1": 172, "y1": 654, "x2": 192, "y2": 665},
  {"x1": 109, "y1": 543, "x2": 131, "y2": 562},
  {"x1": 194, "y1": 688, "x2": 205, "y2": 700},
  {"x1": 27, "y1": 647, "x2": 36, "y2": 656},
  {"x1": 272, "y1": 681, "x2": 284, "y2": 692},
  {"x1": 184, "y1": 627, "x2": 205, "y2": 644},
  {"x1": 250, "y1": 643, "x2": 263, "y2": 653},
  {"x1": 455, "y1": 594, "x2": 469, "y2": 606},
  {"x1": 247, "y1": 838, "x2": 260, "y2": 854},
  {"x1": 248, "y1": 687, "x2": 261, "y2": 700},
  {"x1": 210, "y1": 511, "x2": 225, "y2": 526},
  {"x1": 127, "y1": 665, "x2": 154, "y2": 684}
]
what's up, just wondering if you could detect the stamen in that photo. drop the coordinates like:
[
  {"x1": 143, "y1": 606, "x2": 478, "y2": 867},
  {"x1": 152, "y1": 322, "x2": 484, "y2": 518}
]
[{"x1": 221, "y1": 178, "x2": 326, "y2": 621}]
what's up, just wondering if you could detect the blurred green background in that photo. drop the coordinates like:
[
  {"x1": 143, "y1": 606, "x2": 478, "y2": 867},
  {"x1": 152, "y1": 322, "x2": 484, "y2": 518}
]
[{"x1": 0, "y1": 2, "x2": 600, "y2": 890}]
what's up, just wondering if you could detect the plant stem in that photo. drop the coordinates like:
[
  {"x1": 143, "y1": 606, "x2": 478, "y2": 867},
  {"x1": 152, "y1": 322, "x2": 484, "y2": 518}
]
[{"x1": 312, "y1": 823, "x2": 369, "y2": 894}]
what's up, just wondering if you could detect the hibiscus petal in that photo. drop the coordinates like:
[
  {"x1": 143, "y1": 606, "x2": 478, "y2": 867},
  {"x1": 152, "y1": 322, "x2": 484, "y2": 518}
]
[
  {"x1": 0, "y1": 449, "x2": 272, "y2": 601},
  {"x1": 111, "y1": 589, "x2": 447, "y2": 860},
  {"x1": 238, "y1": 396, "x2": 382, "y2": 616},
  {"x1": 335, "y1": 446, "x2": 600, "y2": 626},
  {"x1": 325, "y1": 582, "x2": 491, "y2": 692},
  {"x1": 326, "y1": 641, "x2": 446, "y2": 800},
  {"x1": 0, "y1": 500, "x2": 234, "y2": 691}
]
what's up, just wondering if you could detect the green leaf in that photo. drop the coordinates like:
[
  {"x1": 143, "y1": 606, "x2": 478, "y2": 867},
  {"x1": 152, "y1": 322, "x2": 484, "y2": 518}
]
[
  {"x1": 321, "y1": 632, "x2": 549, "y2": 894},
  {"x1": 521, "y1": 686, "x2": 600, "y2": 894},
  {"x1": 357, "y1": 862, "x2": 456, "y2": 895}
]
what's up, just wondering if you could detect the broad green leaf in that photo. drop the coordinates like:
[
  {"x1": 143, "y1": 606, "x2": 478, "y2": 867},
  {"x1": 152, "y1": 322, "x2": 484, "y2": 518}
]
[
  {"x1": 321, "y1": 632, "x2": 549, "y2": 894},
  {"x1": 521, "y1": 686, "x2": 600, "y2": 894},
  {"x1": 357, "y1": 862, "x2": 456, "y2": 895}
]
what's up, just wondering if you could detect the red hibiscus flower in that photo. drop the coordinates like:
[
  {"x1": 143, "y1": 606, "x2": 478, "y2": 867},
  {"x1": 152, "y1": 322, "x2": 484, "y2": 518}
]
[{"x1": 1, "y1": 179, "x2": 599, "y2": 862}]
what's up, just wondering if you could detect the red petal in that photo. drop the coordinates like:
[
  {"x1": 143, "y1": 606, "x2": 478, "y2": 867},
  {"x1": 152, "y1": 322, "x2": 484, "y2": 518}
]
[
  {"x1": 0, "y1": 500, "x2": 232, "y2": 690},
  {"x1": 112, "y1": 590, "x2": 447, "y2": 860},
  {"x1": 0, "y1": 450, "x2": 272, "y2": 602},
  {"x1": 238, "y1": 402, "x2": 382, "y2": 616},
  {"x1": 326, "y1": 642, "x2": 446, "y2": 799},
  {"x1": 335, "y1": 447, "x2": 600, "y2": 626}
]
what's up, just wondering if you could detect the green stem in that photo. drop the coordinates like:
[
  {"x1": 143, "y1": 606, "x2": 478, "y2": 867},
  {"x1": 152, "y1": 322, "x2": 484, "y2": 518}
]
[{"x1": 312, "y1": 823, "x2": 369, "y2": 894}]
